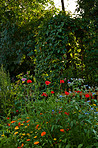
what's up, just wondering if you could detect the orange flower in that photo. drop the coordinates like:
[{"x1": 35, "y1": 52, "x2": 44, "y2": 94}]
[
  {"x1": 40, "y1": 113, "x2": 43, "y2": 115},
  {"x1": 7, "y1": 123, "x2": 10, "y2": 126},
  {"x1": 26, "y1": 120, "x2": 30, "y2": 123},
  {"x1": 34, "y1": 141, "x2": 39, "y2": 145},
  {"x1": 15, "y1": 126, "x2": 19, "y2": 130},
  {"x1": 11, "y1": 121, "x2": 16, "y2": 123},
  {"x1": 60, "y1": 129, "x2": 65, "y2": 132},
  {"x1": 26, "y1": 139, "x2": 30, "y2": 141},
  {"x1": 27, "y1": 124, "x2": 29, "y2": 126},
  {"x1": 21, "y1": 143, "x2": 24, "y2": 147},
  {"x1": 41, "y1": 131, "x2": 46, "y2": 136},
  {"x1": 35, "y1": 124, "x2": 39, "y2": 129}
]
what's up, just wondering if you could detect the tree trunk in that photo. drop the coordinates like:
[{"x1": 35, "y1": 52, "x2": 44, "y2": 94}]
[{"x1": 61, "y1": 0, "x2": 65, "y2": 11}]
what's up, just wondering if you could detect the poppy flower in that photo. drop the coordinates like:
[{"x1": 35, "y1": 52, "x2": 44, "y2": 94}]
[
  {"x1": 34, "y1": 141, "x2": 39, "y2": 145},
  {"x1": 60, "y1": 129, "x2": 65, "y2": 132},
  {"x1": 41, "y1": 92, "x2": 48, "y2": 97},
  {"x1": 7, "y1": 117, "x2": 9, "y2": 119},
  {"x1": 65, "y1": 91, "x2": 70, "y2": 95},
  {"x1": 85, "y1": 94, "x2": 90, "y2": 98},
  {"x1": 64, "y1": 112, "x2": 69, "y2": 115},
  {"x1": 45, "y1": 81, "x2": 51, "y2": 85},
  {"x1": 51, "y1": 91, "x2": 54, "y2": 94},
  {"x1": 60, "y1": 80, "x2": 64, "y2": 84},
  {"x1": 77, "y1": 91, "x2": 82, "y2": 93},
  {"x1": 16, "y1": 110, "x2": 19, "y2": 112},
  {"x1": 41, "y1": 131, "x2": 46, "y2": 136},
  {"x1": 18, "y1": 122, "x2": 21, "y2": 127},
  {"x1": 27, "y1": 80, "x2": 32, "y2": 83},
  {"x1": 26, "y1": 120, "x2": 30, "y2": 123}
]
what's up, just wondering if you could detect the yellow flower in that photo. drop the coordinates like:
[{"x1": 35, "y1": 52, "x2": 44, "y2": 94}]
[
  {"x1": 54, "y1": 138, "x2": 57, "y2": 141},
  {"x1": 1, "y1": 134, "x2": 5, "y2": 137},
  {"x1": 22, "y1": 133, "x2": 25, "y2": 136},
  {"x1": 21, "y1": 123, "x2": 24, "y2": 126},
  {"x1": 93, "y1": 104, "x2": 96, "y2": 106},
  {"x1": 79, "y1": 110, "x2": 81, "y2": 112},
  {"x1": 14, "y1": 132, "x2": 18, "y2": 135},
  {"x1": 21, "y1": 136, "x2": 23, "y2": 138},
  {"x1": 46, "y1": 122, "x2": 48, "y2": 124},
  {"x1": 38, "y1": 127, "x2": 41, "y2": 130},
  {"x1": 15, "y1": 126, "x2": 19, "y2": 130},
  {"x1": 25, "y1": 126, "x2": 27, "y2": 128},
  {"x1": 30, "y1": 131, "x2": 33, "y2": 133},
  {"x1": 34, "y1": 136, "x2": 37, "y2": 138},
  {"x1": 27, "y1": 133, "x2": 30, "y2": 136}
]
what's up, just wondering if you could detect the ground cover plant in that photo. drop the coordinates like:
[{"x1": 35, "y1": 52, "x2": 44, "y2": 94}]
[{"x1": 0, "y1": 70, "x2": 98, "y2": 148}]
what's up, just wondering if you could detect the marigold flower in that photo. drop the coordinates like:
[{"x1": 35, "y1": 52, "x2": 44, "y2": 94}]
[
  {"x1": 93, "y1": 104, "x2": 96, "y2": 106},
  {"x1": 22, "y1": 133, "x2": 25, "y2": 136},
  {"x1": 35, "y1": 124, "x2": 39, "y2": 129},
  {"x1": 45, "y1": 81, "x2": 51, "y2": 85},
  {"x1": 21, "y1": 143, "x2": 24, "y2": 147},
  {"x1": 11, "y1": 121, "x2": 16, "y2": 123},
  {"x1": 40, "y1": 113, "x2": 43, "y2": 115},
  {"x1": 14, "y1": 132, "x2": 18, "y2": 135},
  {"x1": 54, "y1": 138, "x2": 57, "y2": 141},
  {"x1": 65, "y1": 91, "x2": 70, "y2": 95},
  {"x1": 1, "y1": 134, "x2": 5, "y2": 137},
  {"x1": 41, "y1": 131, "x2": 46, "y2": 136},
  {"x1": 51, "y1": 91, "x2": 54, "y2": 94},
  {"x1": 27, "y1": 79, "x2": 32, "y2": 83},
  {"x1": 27, "y1": 133, "x2": 30, "y2": 136},
  {"x1": 27, "y1": 124, "x2": 29, "y2": 126},
  {"x1": 85, "y1": 94, "x2": 90, "y2": 98},
  {"x1": 26, "y1": 120, "x2": 30, "y2": 123},
  {"x1": 26, "y1": 139, "x2": 30, "y2": 141},
  {"x1": 60, "y1": 80, "x2": 64, "y2": 84},
  {"x1": 7, "y1": 123, "x2": 10, "y2": 126},
  {"x1": 60, "y1": 129, "x2": 65, "y2": 132},
  {"x1": 34, "y1": 136, "x2": 37, "y2": 138},
  {"x1": 34, "y1": 141, "x2": 39, "y2": 145},
  {"x1": 15, "y1": 126, "x2": 19, "y2": 130}
]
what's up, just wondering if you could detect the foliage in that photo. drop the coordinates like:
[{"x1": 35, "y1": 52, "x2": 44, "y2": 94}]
[
  {"x1": 0, "y1": 78, "x2": 98, "y2": 148},
  {"x1": 0, "y1": 0, "x2": 57, "y2": 78},
  {"x1": 35, "y1": 11, "x2": 97, "y2": 88},
  {"x1": 0, "y1": 65, "x2": 16, "y2": 116}
]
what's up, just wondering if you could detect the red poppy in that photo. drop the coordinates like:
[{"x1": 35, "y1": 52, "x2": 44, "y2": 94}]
[
  {"x1": 45, "y1": 81, "x2": 51, "y2": 85},
  {"x1": 64, "y1": 112, "x2": 69, "y2": 115},
  {"x1": 41, "y1": 92, "x2": 48, "y2": 97},
  {"x1": 77, "y1": 91, "x2": 82, "y2": 93},
  {"x1": 18, "y1": 122, "x2": 21, "y2": 127},
  {"x1": 65, "y1": 91, "x2": 70, "y2": 95},
  {"x1": 85, "y1": 94, "x2": 90, "y2": 98},
  {"x1": 60, "y1": 80, "x2": 64, "y2": 84},
  {"x1": 27, "y1": 79, "x2": 32, "y2": 83},
  {"x1": 51, "y1": 91, "x2": 54, "y2": 94},
  {"x1": 16, "y1": 110, "x2": 19, "y2": 112},
  {"x1": 7, "y1": 117, "x2": 9, "y2": 119}
]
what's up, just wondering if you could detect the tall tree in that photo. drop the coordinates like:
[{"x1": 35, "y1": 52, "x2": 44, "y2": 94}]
[{"x1": 61, "y1": 0, "x2": 65, "y2": 11}]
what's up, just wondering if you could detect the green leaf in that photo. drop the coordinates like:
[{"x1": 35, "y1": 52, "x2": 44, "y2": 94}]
[
  {"x1": 78, "y1": 144, "x2": 83, "y2": 148},
  {"x1": 66, "y1": 144, "x2": 71, "y2": 148}
]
